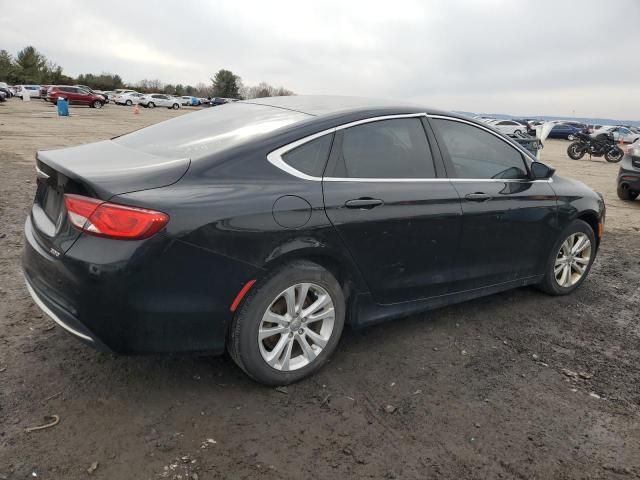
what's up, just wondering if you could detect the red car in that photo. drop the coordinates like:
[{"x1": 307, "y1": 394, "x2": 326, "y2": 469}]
[{"x1": 46, "y1": 86, "x2": 105, "y2": 108}]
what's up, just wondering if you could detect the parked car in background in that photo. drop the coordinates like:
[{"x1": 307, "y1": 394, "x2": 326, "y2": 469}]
[
  {"x1": 46, "y1": 86, "x2": 105, "y2": 108},
  {"x1": 108, "y1": 89, "x2": 137, "y2": 101},
  {"x1": 179, "y1": 95, "x2": 201, "y2": 106},
  {"x1": 15, "y1": 85, "x2": 41, "y2": 99},
  {"x1": 617, "y1": 143, "x2": 640, "y2": 201},
  {"x1": 139, "y1": 93, "x2": 181, "y2": 109},
  {"x1": 592, "y1": 126, "x2": 639, "y2": 144},
  {"x1": 0, "y1": 90, "x2": 6, "y2": 102},
  {"x1": 75, "y1": 85, "x2": 109, "y2": 103},
  {"x1": 39, "y1": 85, "x2": 51, "y2": 98},
  {"x1": 0, "y1": 82, "x2": 13, "y2": 99},
  {"x1": 22, "y1": 96, "x2": 605, "y2": 385},
  {"x1": 115, "y1": 92, "x2": 144, "y2": 106},
  {"x1": 548, "y1": 123, "x2": 582, "y2": 140},
  {"x1": 210, "y1": 97, "x2": 237, "y2": 106},
  {"x1": 491, "y1": 120, "x2": 527, "y2": 135}
]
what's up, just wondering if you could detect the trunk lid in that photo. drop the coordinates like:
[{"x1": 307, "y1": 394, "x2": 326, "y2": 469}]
[{"x1": 30, "y1": 140, "x2": 190, "y2": 255}]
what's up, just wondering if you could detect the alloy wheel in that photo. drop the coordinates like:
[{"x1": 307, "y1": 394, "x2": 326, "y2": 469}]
[
  {"x1": 554, "y1": 232, "x2": 591, "y2": 287},
  {"x1": 258, "y1": 282, "x2": 335, "y2": 371}
]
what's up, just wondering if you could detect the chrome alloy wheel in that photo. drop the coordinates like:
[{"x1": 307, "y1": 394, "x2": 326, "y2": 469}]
[
  {"x1": 554, "y1": 232, "x2": 592, "y2": 287},
  {"x1": 258, "y1": 283, "x2": 335, "y2": 371}
]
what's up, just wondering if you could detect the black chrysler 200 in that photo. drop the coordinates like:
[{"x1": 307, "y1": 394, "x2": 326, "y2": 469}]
[{"x1": 23, "y1": 96, "x2": 605, "y2": 385}]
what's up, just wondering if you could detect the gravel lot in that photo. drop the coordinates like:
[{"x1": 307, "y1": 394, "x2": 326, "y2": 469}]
[{"x1": 1, "y1": 99, "x2": 639, "y2": 480}]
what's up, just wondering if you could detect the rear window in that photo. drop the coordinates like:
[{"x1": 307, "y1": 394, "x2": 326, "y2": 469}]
[
  {"x1": 282, "y1": 134, "x2": 333, "y2": 177},
  {"x1": 114, "y1": 102, "x2": 309, "y2": 159}
]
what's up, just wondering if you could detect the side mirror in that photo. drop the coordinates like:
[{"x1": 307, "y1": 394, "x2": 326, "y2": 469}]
[{"x1": 530, "y1": 161, "x2": 555, "y2": 180}]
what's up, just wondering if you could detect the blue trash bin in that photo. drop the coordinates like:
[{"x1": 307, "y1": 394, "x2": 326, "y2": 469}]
[{"x1": 57, "y1": 98, "x2": 69, "y2": 116}]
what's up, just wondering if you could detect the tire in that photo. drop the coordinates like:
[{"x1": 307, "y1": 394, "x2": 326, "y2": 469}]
[
  {"x1": 147, "y1": 102, "x2": 155, "y2": 108},
  {"x1": 228, "y1": 260, "x2": 345, "y2": 385},
  {"x1": 605, "y1": 147, "x2": 624, "y2": 163},
  {"x1": 537, "y1": 219, "x2": 596, "y2": 296},
  {"x1": 617, "y1": 183, "x2": 639, "y2": 201},
  {"x1": 514, "y1": 130, "x2": 522, "y2": 136},
  {"x1": 172, "y1": 103, "x2": 180, "y2": 110},
  {"x1": 567, "y1": 142, "x2": 586, "y2": 160},
  {"x1": 567, "y1": 134, "x2": 575, "y2": 141},
  {"x1": 92, "y1": 100, "x2": 103, "y2": 109},
  {"x1": 126, "y1": 100, "x2": 132, "y2": 106}
]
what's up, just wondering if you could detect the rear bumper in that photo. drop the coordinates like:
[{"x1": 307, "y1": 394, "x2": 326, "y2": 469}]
[{"x1": 22, "y1": 216, "x2": 259, "y2": 355}]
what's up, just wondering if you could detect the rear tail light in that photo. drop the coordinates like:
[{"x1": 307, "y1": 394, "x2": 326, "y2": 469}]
[{"x1": 64, "y1": 194, "x2": 169, "y2": 240}]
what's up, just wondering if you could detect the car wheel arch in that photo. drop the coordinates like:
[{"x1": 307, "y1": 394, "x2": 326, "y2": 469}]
[
  {"x1": 575, "y1": 210, "x2": 601, "y2": 249},
  {"x1": 259, "y1": 246, "x2": 368, "y2": 319}
]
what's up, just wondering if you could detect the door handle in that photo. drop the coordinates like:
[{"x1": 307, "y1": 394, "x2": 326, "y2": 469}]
[
  {"x1": 344, "y1": 198, "x2": 384, "y2": 209},
  {"x1": 465, "y1": 192, "x2": 491, "y2": 202}
]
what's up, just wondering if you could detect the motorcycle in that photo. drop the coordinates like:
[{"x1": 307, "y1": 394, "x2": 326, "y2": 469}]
[{"x1": 567, "y1": 131, "x2": 624, "y2": 163}]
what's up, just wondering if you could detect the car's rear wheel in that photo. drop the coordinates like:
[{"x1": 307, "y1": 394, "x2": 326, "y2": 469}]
[
  {"x1": 147, "y1": 102, "x2": 155, "y2": 108},
  {"x1": 228, "y1": 261, "x2": 345, "y2": 385},
  {"x1": 172, "y1": 103, "x2": 180, "y2": 110},
  {"x1": 538, "y1": 219, "x2": 596, "y2": 296},
  {"x1": 617, "y1": 183, "x2": 639, "y2": 201},
  {"x1": 514, "y1": 129, "x2": 522, "y2": 135},
  {"x1": 126, "y1": 100, "x2": 132, "y2": 106}
]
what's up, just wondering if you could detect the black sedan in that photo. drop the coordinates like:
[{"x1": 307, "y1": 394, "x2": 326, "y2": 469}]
[
  {"x1": 22, "y1": 96, "x2": 605, "y2": 385},
  {"x1": 617, "y1": 144, "x2": 640, "y2": 201}
]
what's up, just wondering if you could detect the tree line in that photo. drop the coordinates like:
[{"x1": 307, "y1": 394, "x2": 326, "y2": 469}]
[{"x1": 0, "y1": 46, "x2": 294, "y2": 99}]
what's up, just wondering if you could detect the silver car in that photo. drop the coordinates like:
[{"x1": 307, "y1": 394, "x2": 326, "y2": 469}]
[
  {"x1": 592, "y1": 126, "x2": 640, "y2": 144},
  {"x1": 139, "y1": 94, "x2": 181, "y2": 109}
]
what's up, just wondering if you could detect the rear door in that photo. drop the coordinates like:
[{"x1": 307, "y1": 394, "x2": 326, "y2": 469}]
[
  {"x1": 428, "y1": 116, "x2": 558, "y2": 291},
  {"x1": 322, "y1": 115, "x2": 463, "y2": 304}
]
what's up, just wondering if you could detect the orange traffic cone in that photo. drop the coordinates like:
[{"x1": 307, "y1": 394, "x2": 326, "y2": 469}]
[{"x1": 133, "y1": 104, "x2": 140, "y2": 114}]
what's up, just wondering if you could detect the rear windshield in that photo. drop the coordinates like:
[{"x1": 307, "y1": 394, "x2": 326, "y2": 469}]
[{"x1": 114, "y1": 102, "x2": 310, "y2": 159}]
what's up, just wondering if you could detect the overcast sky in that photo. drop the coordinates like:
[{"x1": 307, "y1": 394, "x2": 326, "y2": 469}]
[{"x1": 1, "y1": 0, "x2": 639, "y2": 119}]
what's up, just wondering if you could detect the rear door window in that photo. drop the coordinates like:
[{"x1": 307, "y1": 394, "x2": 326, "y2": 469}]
[
  {"x1": 331, "y1": 118, "x2": 436, "y2": 179},
  {"x1": 432, "y1": 119, "x2": 529, "y2": 180}
]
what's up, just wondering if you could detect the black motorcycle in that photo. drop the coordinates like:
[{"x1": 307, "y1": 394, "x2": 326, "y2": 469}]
[{"x1": 567, "y1": 131, "x2": 624, "y2": 163}]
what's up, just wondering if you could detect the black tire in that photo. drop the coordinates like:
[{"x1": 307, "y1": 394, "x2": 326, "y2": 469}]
[
  {"x1": 537, "y1": 219, "x2": 596, "y2": 296},
  {"x1": 172, "y1": 103, "x2": 180, "y2": 110},
  {"x1": 514, "y1": 129, "x2": 522, "y2": 136},
  {"x1": 567, "y1": 142, "x2": 585, "y2": 160},
  {"x1": 126, "y1": 100, "x2": 132, "y2": 106},
  {"x1": 605, "y1": 147, "x2": 624, "y2": 163},
  {"x1": 228, "y1": 260, "x2": 345, "y2": 385},
  {"x1": 617, "y1": 183, "x2": 639, "y2": 201},
  {"x1": 147, "y1": 102, "x2": 155, "y2": 108},
  {"x1": 92, "y1": 100, "x2": 103, "y2": 109}
]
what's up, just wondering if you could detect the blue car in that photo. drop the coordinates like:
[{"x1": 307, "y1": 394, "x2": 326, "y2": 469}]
[{"x1": 548, "y1": 123, "x2": 581, "y2": 140}]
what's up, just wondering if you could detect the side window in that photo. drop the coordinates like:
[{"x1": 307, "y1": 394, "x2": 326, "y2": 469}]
[
  {"x1": 282, "y1": 134, "x2": 333, "y2": 177},
  {"x1": 432, "y1": 119, "x2": 528, "y2": 180},
  {"x1": 334, "y1": 118, "x2": 435, "y2": 179}
]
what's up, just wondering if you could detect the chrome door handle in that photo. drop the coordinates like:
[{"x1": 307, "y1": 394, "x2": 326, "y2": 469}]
[
  {"x1": 465, "y1": 193, "x2": 491, "y2": 202},
  {"x1": 344, "y1": 198, "x2": 384, "y2": 209}
]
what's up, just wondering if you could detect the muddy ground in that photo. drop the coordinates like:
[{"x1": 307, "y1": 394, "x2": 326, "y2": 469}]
[{"x1": 1, "y1": 99, "x2": 639, "y2": 479}]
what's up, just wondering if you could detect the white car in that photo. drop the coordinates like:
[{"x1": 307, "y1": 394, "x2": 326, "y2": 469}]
[
  {"x1": 139, "y1": 94, "x2": 181, "y2": 109},
  {"x1": 114, "y1": 92, "x2": 144, "y2": 106},
  {"x1": 592, "y1": 126, "x2": 640, "y2": 144},
  {"x1": 108, "y1": 89, "x2": 137, "y2": 101},
  {"x1": 491, "y1": 120, "x2": 527, "y2": 135},
  {"x1": 14, "y1": 85, "x2": 41, "y2": 99},
  {"x1": 179, "y1": 95, "x2": 201, "y2": 106}
]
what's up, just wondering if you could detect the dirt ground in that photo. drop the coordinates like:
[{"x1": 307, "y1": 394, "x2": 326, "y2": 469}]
[{"x1": 1, "y1": 99, "x2": 639, "y2": 480}]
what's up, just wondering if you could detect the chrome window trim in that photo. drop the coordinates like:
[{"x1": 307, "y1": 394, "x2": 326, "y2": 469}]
[
  {"x1": 24, "y1": 278, "x2": 94, "y2": 343},
  {"x1": 267, "y1": 112, "x2": 552, "y2": 184}
]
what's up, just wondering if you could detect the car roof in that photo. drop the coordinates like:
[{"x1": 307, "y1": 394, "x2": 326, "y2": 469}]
[{"x1": 240, "y1": 95, "x2": 451, "y2": 118}]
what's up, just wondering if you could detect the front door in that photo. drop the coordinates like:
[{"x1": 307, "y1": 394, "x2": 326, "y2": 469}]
[
  {"x1": 322, "y1": 116, "x2": 463, "y2": 304},
  {"x1": 429, "y1": 117, "x2": 558, "y2": 292}
]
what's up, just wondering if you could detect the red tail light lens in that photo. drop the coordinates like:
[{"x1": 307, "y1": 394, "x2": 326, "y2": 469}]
[{"x1": 64, "y1": 194, "x2": 169, "y2": 240}]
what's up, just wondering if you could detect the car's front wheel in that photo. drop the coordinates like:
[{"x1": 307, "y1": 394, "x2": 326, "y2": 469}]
[
  {"x1": 92, "y1": 100, "x2": 103, "y2": 109},
  {"x1": 147, "y1": 102, "x2": 155, "y2": 108},
  {"x1": 228, "y1": 261, "x2": 345, "y2": 385},
  {"x1": 538, "y1": 219, "x2": 596, "y2": 296}
]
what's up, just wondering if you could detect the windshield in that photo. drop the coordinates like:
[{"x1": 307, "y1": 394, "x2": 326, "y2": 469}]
[{"x1": 114, "y1": 102, "x2": 310, "y2": 159}]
